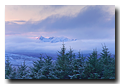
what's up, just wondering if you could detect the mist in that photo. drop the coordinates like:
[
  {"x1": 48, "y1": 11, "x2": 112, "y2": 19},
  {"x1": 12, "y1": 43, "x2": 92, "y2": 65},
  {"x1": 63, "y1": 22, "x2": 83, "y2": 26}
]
[{"x1": 5, "y1": 36, "x2": 115, "y2": 59}]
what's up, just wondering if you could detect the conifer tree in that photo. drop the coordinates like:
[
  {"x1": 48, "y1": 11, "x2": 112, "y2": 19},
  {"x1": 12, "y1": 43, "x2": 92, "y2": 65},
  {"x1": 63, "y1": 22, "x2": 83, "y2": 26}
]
[
  {"x1": 69, "y1": 58, "x2": 80, "y2": 79},
  {"x1": 5, "y1": 43, "x2": 115, "y2": 79},
  {"x1": 57, "y1": 42, "x2": 67, "y2": 70},
  {"x1": 5, "y1": 57, "x2": 16, "y2": 79},
  {"x1": 100, "y1": 45, "x2": 115, "y2": 79},
  {"x1": 67, "y1": 47, "x2": 75, "y2": 62},
  {"x1": 77, "y1": 51, "x2": 86, "y2": 78},
  {"x1": 30, "y1": 54, "x2": 45, "y2": 79},
  {"x1": 55, "y1": 42, "x2": 71, "y2": 79},
  {"x1": 69, "y1": 51, "x2": 85, "y2": 79},
  {"x1": 77, "y1": 51, "x2": 86, "y2": 68},
  {"x1": 84, "y1": 49, "x2": 101, "y2": 79},
  {"x1": 17, "y1": 60, "x2": 29, "y2": 79},
  {"x1": 40, "y1": 56, "x2": 58, "y2": 79}
]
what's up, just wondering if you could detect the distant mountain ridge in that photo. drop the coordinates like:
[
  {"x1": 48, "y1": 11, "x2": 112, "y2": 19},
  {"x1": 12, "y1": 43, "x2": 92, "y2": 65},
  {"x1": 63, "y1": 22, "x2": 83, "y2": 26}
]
[{"x1": 37, "y1": 36, "x2": 77, "y2": 43}]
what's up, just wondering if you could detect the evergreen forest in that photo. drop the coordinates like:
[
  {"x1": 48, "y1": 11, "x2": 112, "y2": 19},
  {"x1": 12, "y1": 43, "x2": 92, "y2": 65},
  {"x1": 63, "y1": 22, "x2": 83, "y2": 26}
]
[{"x1": 5, "y1": 43, "x2": 115, "y2": 79}]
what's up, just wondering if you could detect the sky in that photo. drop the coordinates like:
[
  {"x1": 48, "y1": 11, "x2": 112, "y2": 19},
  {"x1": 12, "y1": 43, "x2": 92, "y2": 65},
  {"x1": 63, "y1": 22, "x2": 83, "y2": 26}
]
[{"x1": 5, "y1": 5, "x2": 115, "y2": 56}]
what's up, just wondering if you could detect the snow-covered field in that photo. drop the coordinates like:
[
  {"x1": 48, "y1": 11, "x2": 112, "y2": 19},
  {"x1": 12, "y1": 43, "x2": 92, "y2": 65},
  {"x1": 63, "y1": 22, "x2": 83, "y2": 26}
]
[
  {"x1": 5, "y1": 53, "x2": 39, "y2": 67},
  {"x1": 5, "y1": 52, "x2": 58, "y2": 67}
]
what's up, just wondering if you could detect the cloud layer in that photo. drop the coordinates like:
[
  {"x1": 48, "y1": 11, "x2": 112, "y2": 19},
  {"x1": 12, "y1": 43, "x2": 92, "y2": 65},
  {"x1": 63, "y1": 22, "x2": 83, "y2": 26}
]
[
  {"x1": 5, "y1": 5, "x2": 87, "y2": 22},
  {"x1": 5, "y1": 36, "x2": 115, "y2": 56},
  {"x1": 5, "y1": 5, "x2": 114, "y2": 22},
  {"x1": 5, "y1": 5, "x2": 115, "y2": 55}
]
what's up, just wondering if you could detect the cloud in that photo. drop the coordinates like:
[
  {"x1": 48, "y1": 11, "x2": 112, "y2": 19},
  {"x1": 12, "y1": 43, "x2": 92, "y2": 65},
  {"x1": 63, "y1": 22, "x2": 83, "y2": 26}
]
[
  {"x1": 5, "y1": 5, "x2": 115, "y2": 40},
  {"x1": 101, "y1": 5, "x2": 115, "y2": 21},
  {"x1": 5, "y1": 36, "x2": 35, "y2": 43},
  {"x1": 53, "y1": 27, "x2": 115, "y2": 40},
  {"x1": 5, "y1": 5, "x2": 88, "y2": 22},
  {"x1": 105, "y1": 5, "x2": 115, "y2": 16},
  {"x1": 5, "y1": 5, "x2": 115, "y2": 56},
  {"x1": 5, "y1": 36, "x2": 115, "y2": 56},
  {"x1": 5, "y1": 5, "x2": 115, "y2": 23},
  {"x1": 12, "y1": 20, "x2": 27, "y2": 24}
]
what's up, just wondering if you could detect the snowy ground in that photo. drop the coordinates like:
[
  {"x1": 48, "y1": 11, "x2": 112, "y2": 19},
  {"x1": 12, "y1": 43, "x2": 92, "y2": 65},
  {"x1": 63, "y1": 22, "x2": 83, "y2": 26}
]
[
  {"x1": 5, "y1": 53, "x2": 39, "y2": 67},
  {"x1": 5, "y1": 52, "x2": 86, "y2": 67},
  {"x1": 5, "y1": 52, "x2": 58, "y2": 67},
  {"x1": 5, "y1": 52, "x2": 115, "y2": 68}
]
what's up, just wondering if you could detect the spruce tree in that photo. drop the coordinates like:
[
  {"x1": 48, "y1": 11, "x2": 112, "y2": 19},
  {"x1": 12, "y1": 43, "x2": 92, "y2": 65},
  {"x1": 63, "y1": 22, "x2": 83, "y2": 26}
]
[
  {"x1": 84, "y1": 49, "x2": 101, "y2": 79},
  {"x1": 69, "y1": 51, "x2": 85, "y2": 79},
  {"x1": 67, "y1": 47, "x2": 75, "y2": 62},
  {"x1": 57, "y1": 42, "x2": 67, "y2": 71},
  {"x1": 100, "y1": 45, "x2": 115, "y2": 79},
  {"x1": 55, "y1": 42, "x2": 71, "y2": 79},
  {"x1": 5, "y1": 57, "x2": 16, "y2": 79},
  {"x1": 77, "y1": 51, "x2": 86, "y2": 79},
  {"x1": 40, "y1": 56, "x2": 58, "y2": 79},
  {"x1": 77, "y1": 51, "x2": 86, "y2": 69},
  {"x1": 30, "y1": 54, "x2": 45, "y2": 79},
  {"x1": 17, "y1": 60, "x2": 29, "y2": 79},
  {"x1": 30, "y1": 54, "x2": 57, "y2": 79},
  {"x1": 69, "y1": 58, "x2": 80, "y2": 79}
]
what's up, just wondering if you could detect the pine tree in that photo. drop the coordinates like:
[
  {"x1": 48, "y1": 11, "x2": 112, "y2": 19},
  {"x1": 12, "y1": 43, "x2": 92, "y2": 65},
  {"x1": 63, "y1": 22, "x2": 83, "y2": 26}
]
[
  {"x1": 57, "y1": 42, "x2": 67, "y2": 71},
  {"x1": 77, "y1": 51, "x2": 86, "y2": 79},
  {"x1": 5, "y1": 57, "x2": 16, "y2": 79},
  {"x1": 58, "y1": 42, "x2": 66, "y2": 56},
  {"x1": 55, "y1": 42, "x2": 71, "y2": 79},
  {"x1": 69, "y1": 58, "x2": 80, "y2": 79},
  {"x1": 69, "y1": 51, "x2": 85, "y2": 79},
  {"x1": 77, "y1": 51, "x2": 86, "y2": 68},
  {"x1": 17, "y1": 60, "x2": 29, "y2": 79},
  {"x1": 29, "y1": 54, "x2": 45, "y2": 79},
  {"x1": 84, "y1": 49, "x2": 101, "y2": 79},
  {"x1": 100, "y1": 45, "x2": 115, "y2": 79},
  {"x1": 30, "y1": 54, "x2": 58, "y2": 79},
  {"x1": 67, "y1": 47, "x2": 75, "y2": 62},
  {"x1": 40, "y1": 56, "x2": 58, "y2": 79}
]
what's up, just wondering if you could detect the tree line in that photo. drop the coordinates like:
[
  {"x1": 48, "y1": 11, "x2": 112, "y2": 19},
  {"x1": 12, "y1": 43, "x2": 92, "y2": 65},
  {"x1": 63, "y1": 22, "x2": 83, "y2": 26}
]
[{"x1": 5, "y1": 43, "x2": 115, "y2": 79}]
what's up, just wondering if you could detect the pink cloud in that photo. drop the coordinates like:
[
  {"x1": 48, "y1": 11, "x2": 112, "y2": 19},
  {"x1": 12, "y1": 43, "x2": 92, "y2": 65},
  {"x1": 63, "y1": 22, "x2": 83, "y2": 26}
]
[
  {"x1": 5, "y1": 5, "x2": 87, "y2": 22},
  {"x1": 6, "y1": 31, "x2": 57, "y2": 39}
]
